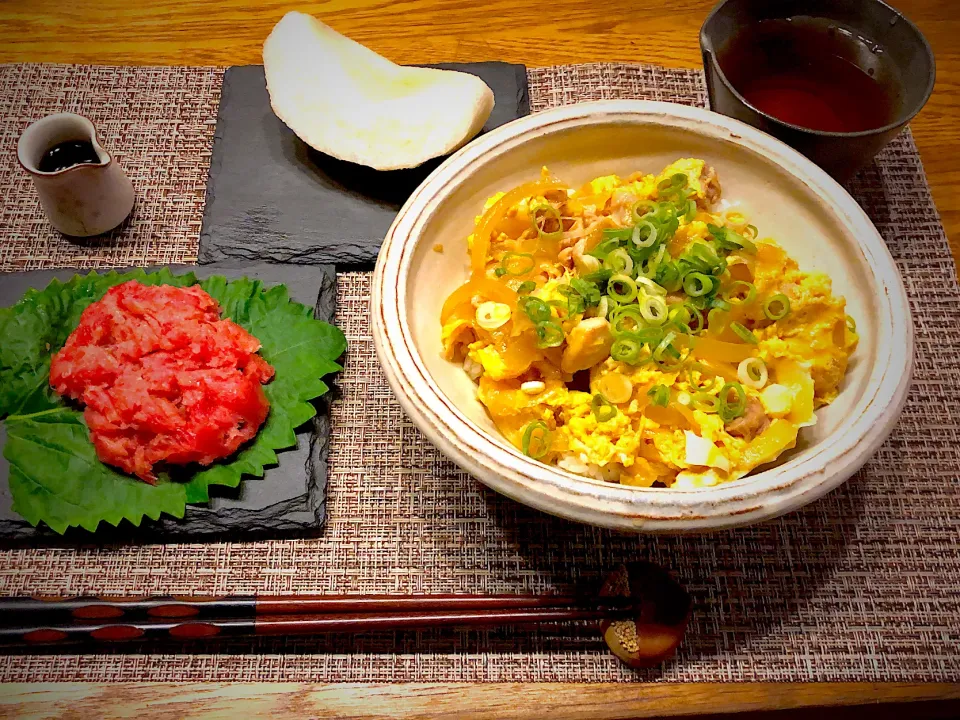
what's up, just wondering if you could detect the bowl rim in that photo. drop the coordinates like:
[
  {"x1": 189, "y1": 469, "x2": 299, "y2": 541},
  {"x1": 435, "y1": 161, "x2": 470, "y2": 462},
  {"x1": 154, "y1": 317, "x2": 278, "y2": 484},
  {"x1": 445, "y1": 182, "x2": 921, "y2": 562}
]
[{"x1": 372, "y1": 99, "x2": 914, "y2": 533}]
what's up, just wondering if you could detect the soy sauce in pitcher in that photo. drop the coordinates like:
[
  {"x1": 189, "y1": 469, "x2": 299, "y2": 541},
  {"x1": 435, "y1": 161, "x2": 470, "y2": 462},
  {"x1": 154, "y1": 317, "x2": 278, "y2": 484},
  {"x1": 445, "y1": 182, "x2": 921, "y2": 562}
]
[
  {"x1": 38, "y1": 140, "x2": 102, "y2": 173},
  {"x1": 716, "y1": 16, "x2": 901, "y2": 133}
]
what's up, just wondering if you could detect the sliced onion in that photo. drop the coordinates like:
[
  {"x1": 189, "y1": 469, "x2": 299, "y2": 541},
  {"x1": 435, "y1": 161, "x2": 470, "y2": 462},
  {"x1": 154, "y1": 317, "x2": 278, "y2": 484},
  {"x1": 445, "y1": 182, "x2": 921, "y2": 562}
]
[{"x1": 737, "y1": 357, "x2": 768, "y2": 389}]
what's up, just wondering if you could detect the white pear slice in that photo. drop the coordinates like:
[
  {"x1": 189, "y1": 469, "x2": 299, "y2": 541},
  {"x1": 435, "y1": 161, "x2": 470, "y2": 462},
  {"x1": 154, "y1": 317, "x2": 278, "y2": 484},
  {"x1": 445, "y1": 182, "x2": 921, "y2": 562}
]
[{"x1": 263, "y1": 12, "x2": 495, "y2": 171}]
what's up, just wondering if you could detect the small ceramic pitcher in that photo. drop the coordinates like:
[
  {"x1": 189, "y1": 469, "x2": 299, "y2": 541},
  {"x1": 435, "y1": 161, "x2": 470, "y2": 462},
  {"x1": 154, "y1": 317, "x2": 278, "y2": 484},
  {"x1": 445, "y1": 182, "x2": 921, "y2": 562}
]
[{"x1": 17, "y1": 112, "x2": 135, "y2": 237}]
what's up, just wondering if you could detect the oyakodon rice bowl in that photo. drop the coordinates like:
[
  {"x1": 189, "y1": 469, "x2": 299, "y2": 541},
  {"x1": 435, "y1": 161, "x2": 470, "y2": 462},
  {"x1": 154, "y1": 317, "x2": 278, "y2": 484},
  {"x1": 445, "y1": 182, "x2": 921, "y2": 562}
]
[{"x1": 372, "y1": 100, "x2": 913, "y2": 532}]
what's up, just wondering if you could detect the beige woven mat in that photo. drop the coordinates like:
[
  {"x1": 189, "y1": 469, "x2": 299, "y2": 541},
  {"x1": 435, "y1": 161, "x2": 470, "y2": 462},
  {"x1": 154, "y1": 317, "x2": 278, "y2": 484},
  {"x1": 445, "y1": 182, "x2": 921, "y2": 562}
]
[{"x1": 0, "y1": 63, "x2": 958, "y2": 683}]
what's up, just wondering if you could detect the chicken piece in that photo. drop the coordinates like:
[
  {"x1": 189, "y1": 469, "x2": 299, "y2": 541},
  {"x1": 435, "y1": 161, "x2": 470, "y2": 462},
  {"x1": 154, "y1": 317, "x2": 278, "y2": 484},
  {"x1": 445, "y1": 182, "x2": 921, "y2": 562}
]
[
  {"x1": 559, "y1": 223, "x2": 583, "y2": 249},
  {"x1": 572, "y1": 238, "x2": 600, "y2": 275},
  {"x1": 561, "y1": 317, "x2": 614, "y2": 374},
  {"x1": 610, "y1": 188, "x2": 641, "y2": 226},
  {"x1": 725, "y1": 396, "x2": 769, "y2": 440},
  {"x1": 700, "y1": 164, "x2": 721, "y2": 208}
]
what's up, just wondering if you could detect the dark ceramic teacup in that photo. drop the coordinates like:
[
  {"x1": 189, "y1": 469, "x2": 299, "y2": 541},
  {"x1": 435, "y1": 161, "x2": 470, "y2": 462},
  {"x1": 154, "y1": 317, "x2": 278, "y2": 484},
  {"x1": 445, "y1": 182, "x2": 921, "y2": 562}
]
[{"x1": 701, "y1": 0, "x2": 935, "y2": 181}]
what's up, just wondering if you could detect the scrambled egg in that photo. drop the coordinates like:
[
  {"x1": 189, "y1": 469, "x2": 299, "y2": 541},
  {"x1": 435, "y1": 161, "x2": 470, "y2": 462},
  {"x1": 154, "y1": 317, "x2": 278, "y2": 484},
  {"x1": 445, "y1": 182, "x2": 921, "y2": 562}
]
[{"x1": 441, "y1": 160, "x2": 857, "y2": 489}]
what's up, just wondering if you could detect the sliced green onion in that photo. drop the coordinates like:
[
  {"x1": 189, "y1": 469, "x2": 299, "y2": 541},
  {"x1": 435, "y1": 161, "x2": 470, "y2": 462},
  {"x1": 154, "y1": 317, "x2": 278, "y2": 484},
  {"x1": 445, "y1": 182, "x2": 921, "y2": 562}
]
[
  {"x1": 631, "y1": 199, "x2": 657, "y2": 223},
  {"x1": 499, "y1": 251, "x2": 536, "y2": 276},
  {"x1": 684, "y1": 303, "x2": 705, "y2": 333},
  {"x1": 723, "y1": 281, "x2": 757, "y2": 305},
  {"x1": 763, "y1": 293, "x2": 791, "y2": 321},
  {"x1": 535, "y1": 320, "x2": 565, "y2": 348},
  {"x1": 656, "y1": 347, "x2": 687, "y2": 371},
  {"x1": 656, "y1": 261, "x2": 682, "y2": 292},
  {"x1": 718, "y1": 382, "x2": 747, "y2": 421},
  {"x1": 631, "y1": 221, "x2": 658, "y2": 249},
  {"x1": 522, "y1": 420, "x2": 552, "y2": 459},
  {"x1": 515, "y1": 280, "x2": 537, "y2": 295},
  {"x1": 595, "y1": 296, "x2": 610, "y2": 319},
  {"x1": 846, "y1": 315, "x2": 857, "y2": 333},
  {"x1": 476, "y1": 301, "x2": 512, "y2": 330},
  {"x1": 647, "y1": 384, "x2": 670, "y2": 407},
  {"x1": 582, "y1": 268, "x2": 614, "y2": 284},
  {"x1": 745, "y1": 224, "x2": 759, "y2": 240},
  {"x1": 691, "y1": 242, "x2": 721, "y2": 269},
  {"x1": 547, "y1": 299, "x2": 571, "y2": 319},
  {"x1": 678, "y1": 254, "x2": 709, "y2": 276},
  {"x1": 730, "y1": 321, "x2": 759, "y2": 344},
  {"x1": 684, "y1": 198, "x2": 697, "y2": 222},
  {"x1": 518, "y1": 296, "x2": 552, "y2": 323},
  {"x1": 686, "y1": 363, "x2": 719, "y2": 392},
  {"x1": 610, "y1": 304, "x2": 646, "y2": 336},
  {"x1": 556, "y1": 286, "x2": 585, "y2": 315},
  {"x1": 531, "y1": 203, "x2": 563, "y2": 240},
  {"x1": 635, "y1": 276, "x2": 667, "y2": 297},
  {"x1": 608, "y1": 274, "x2": 638, "y2": 304},
  {"x1": 653, "y1": 330, "x2": 678, "y2": 363},
  {"x1": 683, "y1": 272, "x2": 714, "y2": 297},
  {"x1": 707, "y1": 223, "x2": 757, "y2": 254},
  {"x1": 636, "y1": 245, "x2": 667, "y2": 280},
  {"x1": 639, "y1": 294, "x2": 668, "y2": 326},
  {"x1": 738, "y1": 357, "x2": 768, "y2": 389},
  {"x1": 604, "y1": 222, "x2": 637, "y2": 237},
  {"x1": 735, "y1": 235, "x2": 757, "y2": 254},
  {"x1": 604, "y1": 248, "x2": 635, "y2": 275},
  {"x1": 691, "y1": 392, "x2": 720, "y2": 413},
  {"x1": 557, "y1": 286, "x2": 588, "y2": 315},
  {"x1": 669, "y1": 304, "x2": 690, "y2": 324},
  {"x1": 569, "y1": 278, "x2": 601, "y2": 307},
  {"x1": 611, "y1": 335, "x2": 644, "y2": 365},
  {"x1": 592, "y1": 393, "x2": 618, "y2": 422},
  {"x1": 668, "y1": 304, "x2": 694, "y2": 335},
  {"x1": 588, "y1": 236, "x2": 623, "y2": 260},
  {"x1": 633, "y1": 327, "x2": 666, "y2": 345}
]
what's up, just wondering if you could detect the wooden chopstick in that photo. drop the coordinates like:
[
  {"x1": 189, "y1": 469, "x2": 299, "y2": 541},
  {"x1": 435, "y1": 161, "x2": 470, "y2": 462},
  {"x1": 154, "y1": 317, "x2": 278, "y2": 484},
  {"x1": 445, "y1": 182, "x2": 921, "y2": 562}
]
[{"x1": 0, "y1": 606, "x2": 636, "y2": 648}]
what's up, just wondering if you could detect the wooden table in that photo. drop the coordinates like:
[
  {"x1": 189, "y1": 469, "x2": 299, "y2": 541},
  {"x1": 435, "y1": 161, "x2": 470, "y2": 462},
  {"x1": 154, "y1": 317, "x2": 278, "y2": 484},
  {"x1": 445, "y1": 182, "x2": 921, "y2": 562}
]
[{"x1": 1, "y1": 0, "x2": 958, "y2": 717}]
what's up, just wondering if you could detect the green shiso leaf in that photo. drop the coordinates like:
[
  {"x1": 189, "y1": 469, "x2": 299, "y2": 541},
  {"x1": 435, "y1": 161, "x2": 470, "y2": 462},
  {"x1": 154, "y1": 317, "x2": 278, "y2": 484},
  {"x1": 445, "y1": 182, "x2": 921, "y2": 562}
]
[
  {"x1": 4, "y1": 408, "x2": 188, "y2": 534},
  {"x1": 0, "y1": 269, "x2": 345, "y2": 534}
]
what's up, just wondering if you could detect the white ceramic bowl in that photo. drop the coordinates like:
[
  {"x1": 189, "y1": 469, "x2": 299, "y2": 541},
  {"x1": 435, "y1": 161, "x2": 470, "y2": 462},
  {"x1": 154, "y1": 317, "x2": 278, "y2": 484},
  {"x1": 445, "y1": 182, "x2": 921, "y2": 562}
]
[{"x1": 372, "y1": 100, "x2": 913, "y2": 533}]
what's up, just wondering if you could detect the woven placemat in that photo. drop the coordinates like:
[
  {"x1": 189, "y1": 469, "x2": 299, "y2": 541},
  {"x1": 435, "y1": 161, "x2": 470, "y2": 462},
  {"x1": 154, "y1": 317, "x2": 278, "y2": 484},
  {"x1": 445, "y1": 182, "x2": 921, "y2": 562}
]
[{"x1": 0, "y1": 62, "x2": 959, "y2": 683}]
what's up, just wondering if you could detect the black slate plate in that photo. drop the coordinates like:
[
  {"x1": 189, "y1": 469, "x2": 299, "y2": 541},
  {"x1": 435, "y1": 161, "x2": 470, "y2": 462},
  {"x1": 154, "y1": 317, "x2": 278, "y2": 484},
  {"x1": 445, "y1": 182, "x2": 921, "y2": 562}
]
[
  {"x1": 198, "y1": 62, "x2": 530, "y2": 269},
  {"x1": 0, "y1": 262, "x2": 338, "y2": 544}
]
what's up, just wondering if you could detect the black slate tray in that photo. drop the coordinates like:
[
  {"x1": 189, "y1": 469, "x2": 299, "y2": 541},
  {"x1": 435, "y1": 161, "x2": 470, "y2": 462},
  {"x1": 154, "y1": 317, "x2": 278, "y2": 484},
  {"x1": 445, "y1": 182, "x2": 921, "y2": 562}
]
[
  {"x1": 198, "y1": 62, "x2": 530, "y2": 268},
  {"x1": 0, "y1": 262, "x2": 338, "y2": 544}
]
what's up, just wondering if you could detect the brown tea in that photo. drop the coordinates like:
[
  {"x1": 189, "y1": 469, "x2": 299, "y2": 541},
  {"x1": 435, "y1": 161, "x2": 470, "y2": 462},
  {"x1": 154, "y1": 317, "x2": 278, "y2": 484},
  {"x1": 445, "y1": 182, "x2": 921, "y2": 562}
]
[{"x1": 716, "y1": 16, "x2": 901, "y2": 133}]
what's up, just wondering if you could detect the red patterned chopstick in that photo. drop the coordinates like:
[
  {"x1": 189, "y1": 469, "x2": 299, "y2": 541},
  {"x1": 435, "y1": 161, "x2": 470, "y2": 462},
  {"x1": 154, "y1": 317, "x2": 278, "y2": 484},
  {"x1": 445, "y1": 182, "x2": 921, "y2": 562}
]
[{"x1": 0, "y1": 594, "x2": 638, "y2": 647}]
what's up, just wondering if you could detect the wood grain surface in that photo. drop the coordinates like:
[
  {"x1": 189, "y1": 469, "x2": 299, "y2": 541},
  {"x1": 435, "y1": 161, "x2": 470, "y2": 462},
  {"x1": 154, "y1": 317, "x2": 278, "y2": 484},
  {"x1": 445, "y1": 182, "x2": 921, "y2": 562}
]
[
  {"x1": 1, "y1": 0, "x2": 958, "y2": 273},
  {"x1": 1, "y1": 682, "x2": 959, "y2": 719},
  {"x1": 1, "y1": 0, "x2": 959, "y2": 716}
]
